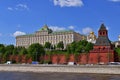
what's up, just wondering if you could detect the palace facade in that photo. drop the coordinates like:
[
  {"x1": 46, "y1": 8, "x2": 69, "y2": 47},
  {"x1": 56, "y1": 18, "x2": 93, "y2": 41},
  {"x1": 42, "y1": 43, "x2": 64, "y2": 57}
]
[{"x1": 16, "y1": 25, "x2": 86, "y2": 48}]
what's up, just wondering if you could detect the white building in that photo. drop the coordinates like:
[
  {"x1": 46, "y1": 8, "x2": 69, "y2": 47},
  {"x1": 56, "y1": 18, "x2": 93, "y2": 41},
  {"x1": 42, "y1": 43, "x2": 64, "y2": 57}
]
[
  {"x1": 87, "y1": 32, "x2": 97, "y2": 44},
  {"x1": 16, "y1": 25, "x2": 86, "y2": 48}
]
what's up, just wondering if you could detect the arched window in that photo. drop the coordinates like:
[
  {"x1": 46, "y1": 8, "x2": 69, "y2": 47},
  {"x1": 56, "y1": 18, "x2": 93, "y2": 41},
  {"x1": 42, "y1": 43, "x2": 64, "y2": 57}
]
[
  {"x1": 103, "y1": 32, "x2": 105, "y2": 35},
  {"x1": 100, "y1": 32, "x2": 102, "y2": 35}
]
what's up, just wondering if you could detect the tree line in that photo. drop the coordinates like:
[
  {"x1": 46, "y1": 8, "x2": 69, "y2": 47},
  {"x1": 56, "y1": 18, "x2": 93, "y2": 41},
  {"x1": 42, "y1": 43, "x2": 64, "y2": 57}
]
[{"x1": 0, "y1": 40, "x2": 94, "y2": 62}]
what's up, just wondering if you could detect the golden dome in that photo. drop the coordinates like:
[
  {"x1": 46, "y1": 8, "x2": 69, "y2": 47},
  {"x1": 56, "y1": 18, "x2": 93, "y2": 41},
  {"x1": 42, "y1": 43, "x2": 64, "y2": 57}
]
[{"x1": 90, "y1": 31, "x2": 94, "y2": 34}]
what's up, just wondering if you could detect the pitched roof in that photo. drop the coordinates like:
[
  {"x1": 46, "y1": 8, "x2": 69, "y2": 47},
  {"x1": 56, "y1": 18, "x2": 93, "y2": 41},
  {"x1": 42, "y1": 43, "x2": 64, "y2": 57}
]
[
  {"x1": 95, "y1": 36, "x2": 111, "y2": 46},
  {"x1": 99, "y1": 23, "x2": 107, "y2": 31}
]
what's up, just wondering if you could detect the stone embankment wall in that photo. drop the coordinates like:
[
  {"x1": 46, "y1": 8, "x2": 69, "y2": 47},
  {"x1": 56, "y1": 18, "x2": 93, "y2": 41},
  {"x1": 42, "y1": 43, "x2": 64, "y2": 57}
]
[{"x1": 0, "y1": 64, "x2": 120, "y2": 74}]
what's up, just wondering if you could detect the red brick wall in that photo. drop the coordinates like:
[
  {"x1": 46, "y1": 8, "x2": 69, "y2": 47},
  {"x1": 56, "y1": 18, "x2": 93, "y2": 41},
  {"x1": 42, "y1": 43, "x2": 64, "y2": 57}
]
[
  {"x1": 51, "y1": 54, "x2": 58, "y2": 64},
  {"x1": 79, "y1": 54, "x2": 87, "y2": 64},
  {"x1": 68, "y1": 54, "x2": 75, "y2": 62},
  {"x1": 88, "y1": 52, "x2": 114, "y2": 64},
  {"x1": 6, "y1": 51, "x2": 117, "y2": 64},
  {"x1": 59, "y1": 54, "x2": 66, "y2": 64},
  {"x1": 88, "y1": 53, "x2": 98, "y2": 64}
]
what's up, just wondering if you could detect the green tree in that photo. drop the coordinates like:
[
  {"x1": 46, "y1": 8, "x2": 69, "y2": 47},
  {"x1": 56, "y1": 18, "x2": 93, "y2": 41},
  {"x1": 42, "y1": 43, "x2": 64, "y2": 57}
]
[
  {"x1": 3, "y1": 45, "x2": 14, "y2": 58},
  {"x1": 19, "y1": 47, "x2": 28, "y2": 55},
  {"x1": 85, "y1": 42, "x2": 93, "y2": 53},
  {"x1": 115, "y1": 48, "x2": 120, "y2": 56},
  {"x1": 66, "y1": 44, "x2": 71, "y2": 54},
  {"x1": 70, "y1": 41, "x2": 77, "y2": 53},
  {"x1": 28, "y1": 43, "x2": 45, "y2": 61},
  {"x1": 66, "y1": 40, "x2": 93, "y2": 54},
  {"x1": 115, "y1": 48, "x2": 120, "y2": 61},
  {"x1": 57, "y1": 41, "x2": 64, "y2": 50},
  {"x1": 44, "y1": 42, "x2": 52, "y2": 50},
  {"x1": 13, "y1": 47, "x2": 19, "y2": 55},
  {"x1": 75, "y1": 45, "x2": 83, "y2": 53},
  {"x1": 5, "y1": 45, "x2": 14, "y2": 55},
  {"x1": 0, "y1": 44, "x2": 5, "y2": 54}
]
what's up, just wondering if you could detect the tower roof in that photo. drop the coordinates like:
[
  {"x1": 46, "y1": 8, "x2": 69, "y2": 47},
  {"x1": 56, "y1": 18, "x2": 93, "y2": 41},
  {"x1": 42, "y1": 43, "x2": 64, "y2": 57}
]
[
  {"x1": 39, "y1": 24, "x2": 53, "y2": 33},
  {"x1": 99, "y1": 24, "x2": 107, "y2": 31},
  {"x1": 40, "y1": 24, "x2": 49, "y2": 31},
  {"x1": 95, "y1": 24, "x2": 111, "y2": 46},
  {"x1": 95, "y1": 36, "x2": 111, "y2": 46}
]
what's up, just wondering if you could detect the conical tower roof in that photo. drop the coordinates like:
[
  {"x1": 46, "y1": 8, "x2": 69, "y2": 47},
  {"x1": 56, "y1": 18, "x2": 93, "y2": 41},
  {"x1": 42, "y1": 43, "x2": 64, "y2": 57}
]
[
  {"x1": 99, "y1": 23, "x2": 107, "y2": 31},
  {"x1": 95, "y1": 24, "x2": 111, "y2": 46}
]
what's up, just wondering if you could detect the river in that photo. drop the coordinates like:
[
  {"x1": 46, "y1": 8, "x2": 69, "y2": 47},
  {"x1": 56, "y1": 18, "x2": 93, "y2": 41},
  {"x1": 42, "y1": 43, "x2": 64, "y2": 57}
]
[{"x1": 0, "y1": 71, "x2": 120, "y2": 80}]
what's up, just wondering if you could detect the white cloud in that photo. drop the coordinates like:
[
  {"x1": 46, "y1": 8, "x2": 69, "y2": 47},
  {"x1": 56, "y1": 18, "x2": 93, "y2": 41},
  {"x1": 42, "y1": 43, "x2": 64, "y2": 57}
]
[
  {"x1": 13, "y1": 31, "x2": 26, "y2": 37},
  {"x1": 68, "y1": 26, "x2": 75, "y2": 29},
  {"x1": 7, "y1": 7, "x2": 13, "y2": 11},
  {"x1": 53, "y1": 0, "x2": 84, "y2": 7},
  {"x1": 82, "y1": 27, "x2": 93, "y2": 35},
  {"x1": 8, "y1": 4, "x2": 29, "y2": 11},
  {"x1": 16, "y1": 4, "x2": 29, "y2": 10},
  {"x1": 106, "y1": 26, "x2": 109, "y2": 30},
  {"x1": 109, "y1": 0, "x2": 120, "y2": 2},
  {"x1": 49, "y1": 26, "x2": 66, "y2": 31}
]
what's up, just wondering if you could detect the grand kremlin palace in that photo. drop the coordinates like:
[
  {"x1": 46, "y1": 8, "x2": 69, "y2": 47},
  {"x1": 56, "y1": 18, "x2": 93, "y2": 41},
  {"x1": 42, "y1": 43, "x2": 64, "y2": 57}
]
[{"x1": 16, "y1": 25, "x2": 86, "y2": 48}]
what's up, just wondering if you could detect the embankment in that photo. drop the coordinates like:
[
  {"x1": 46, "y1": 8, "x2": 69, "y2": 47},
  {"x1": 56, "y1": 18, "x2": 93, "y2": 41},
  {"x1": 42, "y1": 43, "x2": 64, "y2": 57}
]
[{"x1": 0, "y1": 64, "x2": 120, "y2": 74}]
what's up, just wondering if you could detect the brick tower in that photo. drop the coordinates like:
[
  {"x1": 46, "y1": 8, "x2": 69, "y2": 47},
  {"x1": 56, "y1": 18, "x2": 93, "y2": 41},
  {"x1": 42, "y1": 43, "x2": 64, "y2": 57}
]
[{"x1": 89, "y1": 24, "x2": 114, "y2": 64}]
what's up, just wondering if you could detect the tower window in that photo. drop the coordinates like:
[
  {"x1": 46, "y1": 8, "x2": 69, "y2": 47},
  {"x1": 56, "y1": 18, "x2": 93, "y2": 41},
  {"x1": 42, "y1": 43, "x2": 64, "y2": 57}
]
[
  {"x1": 103, "y1": 32, "x2": 105, "y2": 35},
  {"x1": 100, "y1": 32, "x2": 102, "y2": 35}
]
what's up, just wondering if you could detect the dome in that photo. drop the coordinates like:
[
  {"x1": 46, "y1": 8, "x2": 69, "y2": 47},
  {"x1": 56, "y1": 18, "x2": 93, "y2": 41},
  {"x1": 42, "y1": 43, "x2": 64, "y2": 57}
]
[
  {"x1": 119, "y1": 35, "x2": 120, "y2": 41},
  {"x1": 90, "y1": 31, "x2": 94, "y2": 34}
]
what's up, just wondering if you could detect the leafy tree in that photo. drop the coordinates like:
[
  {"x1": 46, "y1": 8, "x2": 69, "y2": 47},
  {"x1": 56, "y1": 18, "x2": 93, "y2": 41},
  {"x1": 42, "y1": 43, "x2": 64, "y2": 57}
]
[
  {"x1": 19, "y1": 47, "x2": 28, "y2": 55},
  {"x1": 5, "y1": 45, "x2": 14, "y2": 55},
  {"x1": 75, "y1": 45, "x2": 83, "y2": 53},
  {"x1": 85, "y1": 42, "x2": 93, "y2": 53},
  {"x1": 44, "y1": 42, "x2": 52, "y2": 50},
  {"x1": 66, "y1": 40, "x2": 93, "y2": 54},
  {"x1": 28, "y1": 43, "x2": 45, "y2": 61},
  {"x1": 70, "y1": 41, "x2": 77, "y2": 53},
  {"x1": 115, "y1": 48, "x2": 120, "y2": 61},
  {"x1": 115, "y1": 48, "x2": 120, "y2": 56},
  {"x1": 2, "y1": 45, "x2": 14, "y2": 61},
  {"x1": 66, "y1": 44, "x2": 71, "y2": 54},
  {"x1": 13, "y1": 47, "x2": 19, "y2": 55},
  {"x1": 81, "y1": 40, "x2": 88, "y2": 46},
  {"x1": 0, "y1": 44, "x2": 5, "y2": 63},
  {"x1": 57, "y1": 41, "x2": 64, "y2": 50},
  {"x1": 0, "y1": 44, "x2": 5, "y2": 54},
  {"x1": 3, "y1": 45, "x2": 14, "y2": 58}
]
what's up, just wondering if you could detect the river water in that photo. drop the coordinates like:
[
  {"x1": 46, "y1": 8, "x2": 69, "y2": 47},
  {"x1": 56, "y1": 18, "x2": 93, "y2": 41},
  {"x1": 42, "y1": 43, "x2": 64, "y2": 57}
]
[{"x1": 0, "y1": 71, "x2": 120, "y2": 80}]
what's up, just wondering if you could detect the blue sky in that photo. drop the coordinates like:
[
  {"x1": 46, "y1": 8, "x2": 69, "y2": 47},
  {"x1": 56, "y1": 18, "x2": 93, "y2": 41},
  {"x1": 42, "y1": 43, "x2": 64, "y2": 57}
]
[{"x1": 0, "y1": 0, "x2": 120, "y2": 45}]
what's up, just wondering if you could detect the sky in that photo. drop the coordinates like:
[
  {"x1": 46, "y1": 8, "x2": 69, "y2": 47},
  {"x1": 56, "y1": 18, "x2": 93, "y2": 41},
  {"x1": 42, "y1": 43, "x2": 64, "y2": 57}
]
[{"x1": 0, "y1": 0, "x2": 120, "y2": 45}]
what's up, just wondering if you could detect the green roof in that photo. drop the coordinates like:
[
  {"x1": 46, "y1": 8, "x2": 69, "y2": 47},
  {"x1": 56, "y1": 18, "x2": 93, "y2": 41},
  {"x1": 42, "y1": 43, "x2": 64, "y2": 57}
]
[
  {"x1": 51, "y1": 30, "x2": 74, "y2": 34},
  {"x1": 39, "y1": 24, "x2": 53, "y2": 33}
]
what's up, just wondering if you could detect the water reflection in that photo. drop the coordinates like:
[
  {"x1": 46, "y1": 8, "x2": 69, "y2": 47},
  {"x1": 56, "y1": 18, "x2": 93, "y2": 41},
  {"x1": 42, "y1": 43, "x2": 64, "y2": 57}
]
[{"x1": 0, "y1": 72, "x2": 120, "y2": 80}]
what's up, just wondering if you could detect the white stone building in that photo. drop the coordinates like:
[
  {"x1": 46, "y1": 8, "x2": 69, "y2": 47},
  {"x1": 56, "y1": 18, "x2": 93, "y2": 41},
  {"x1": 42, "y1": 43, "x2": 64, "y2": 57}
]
[
  {"x1": 87, "y1": 31, "x2": 97, "y2": 44},
  {"x1": 16, "y1": 25, "x2": 86, "y2": 48}
]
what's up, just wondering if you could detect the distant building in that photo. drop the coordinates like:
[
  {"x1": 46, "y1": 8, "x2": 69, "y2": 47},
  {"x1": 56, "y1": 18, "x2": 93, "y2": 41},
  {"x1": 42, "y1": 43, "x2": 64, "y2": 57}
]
[
  {"x1": 87, "y1": 31, "x2": 97, "y2": 44},
  {"x1": 114, "y1": 35, "x2": 120, "y2": 48},
  {"x1": 16, "y1": 25, "x2": 86, "y2": 48}
]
